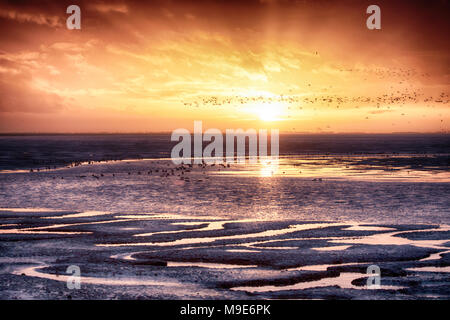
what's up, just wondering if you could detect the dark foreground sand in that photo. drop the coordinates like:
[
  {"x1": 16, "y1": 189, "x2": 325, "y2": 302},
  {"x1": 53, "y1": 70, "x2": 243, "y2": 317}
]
[{"x1": 0, "y1": 208, "x2": 449, "y2": 300}]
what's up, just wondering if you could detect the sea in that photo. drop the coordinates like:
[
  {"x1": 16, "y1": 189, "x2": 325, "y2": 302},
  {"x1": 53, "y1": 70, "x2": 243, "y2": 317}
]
[{"x1": 0, "y1": 133, "x2": 449, "y2": 223}]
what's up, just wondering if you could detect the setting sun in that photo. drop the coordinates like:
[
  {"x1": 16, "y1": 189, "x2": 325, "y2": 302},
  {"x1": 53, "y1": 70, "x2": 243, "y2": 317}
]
[{"x1": 258, "y1": 105, "x2": 281, "y2": 121}]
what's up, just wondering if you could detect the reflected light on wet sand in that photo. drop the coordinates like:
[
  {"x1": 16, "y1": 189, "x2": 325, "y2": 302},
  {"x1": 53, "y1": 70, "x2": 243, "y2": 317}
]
[{"x1": 13, "y1": 265, "x2": 182, "y2": 287}]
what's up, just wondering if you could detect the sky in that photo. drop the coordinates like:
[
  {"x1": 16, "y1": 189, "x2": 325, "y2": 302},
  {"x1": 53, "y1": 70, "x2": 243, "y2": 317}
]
[{"x1": 0, "y1": 0, "x2": 448, "y2": 133}]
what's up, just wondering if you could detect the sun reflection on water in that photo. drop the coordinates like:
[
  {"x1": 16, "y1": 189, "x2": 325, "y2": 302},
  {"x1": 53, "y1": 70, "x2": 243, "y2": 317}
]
[{"x1": 259, "y1": 158, "x2": 280, "y2": 177}]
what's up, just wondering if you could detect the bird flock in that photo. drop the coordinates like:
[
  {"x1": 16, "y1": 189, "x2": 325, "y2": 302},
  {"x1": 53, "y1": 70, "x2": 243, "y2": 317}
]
[
  {"x1": 29, "y1": 159, "x2": 233, "y2": 183},
  {"x1": 182, "y1": 90, "x2": 449, "y2": 112},
  {"x1": 180, "y1": 66, "x2": 449, "y2": 131}
]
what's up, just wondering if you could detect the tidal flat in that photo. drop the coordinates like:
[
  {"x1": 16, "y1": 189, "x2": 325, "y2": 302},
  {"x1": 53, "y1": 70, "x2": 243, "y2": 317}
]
[
  {"x1": 0, "y1": 150, "x2": 449, "y2": 299},
  {"x1": 0, "y1": 207, "x2": 448, "y2": 299}
]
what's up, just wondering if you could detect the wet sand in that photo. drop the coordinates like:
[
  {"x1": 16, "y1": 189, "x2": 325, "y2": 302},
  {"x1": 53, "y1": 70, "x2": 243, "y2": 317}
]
[
  {"x1": 0, "y1": 208, "x2": 449, "y2": 300},
  {"x1": 0, "y1": 156, "x2": 449, "y2": 299}
]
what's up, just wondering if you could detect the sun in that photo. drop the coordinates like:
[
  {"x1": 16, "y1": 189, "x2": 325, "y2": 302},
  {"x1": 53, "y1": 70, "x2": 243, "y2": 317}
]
[{"x1": 257, "y1": 105, "x2": 281, "y2": 121}]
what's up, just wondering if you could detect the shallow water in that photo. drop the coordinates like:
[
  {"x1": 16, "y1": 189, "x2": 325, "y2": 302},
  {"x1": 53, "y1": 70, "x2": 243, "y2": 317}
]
[
  {"x1": 0, "y1": 134, "x2": 449, "y2": 299},
  {"x1": 0, "y1": 156, "x2": 449, "y2": 224}
]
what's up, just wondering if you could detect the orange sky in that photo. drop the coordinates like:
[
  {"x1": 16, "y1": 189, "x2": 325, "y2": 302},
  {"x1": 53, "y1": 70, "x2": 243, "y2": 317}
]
[{"x1": 0, "y1": 0, "x2": 448, "y2": 133}]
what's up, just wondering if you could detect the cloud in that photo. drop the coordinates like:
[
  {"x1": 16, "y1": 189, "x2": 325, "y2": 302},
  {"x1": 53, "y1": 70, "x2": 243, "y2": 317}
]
[
  {"x1": 0, "y1": 0, "x2": 448, "y2": 132},
  {"x1": 0, "y1": 8, "x2": 62, "y2": 27},
  {"x1": 89, "y1": 3, "x2": 128, "y2": 14},
  {"x1": 0, "y1": 73, "x2": 67, "y2": 113}
]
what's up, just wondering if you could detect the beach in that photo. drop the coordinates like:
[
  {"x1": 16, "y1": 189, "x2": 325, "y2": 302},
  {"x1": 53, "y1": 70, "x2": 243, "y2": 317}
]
[{"x1": 0, "y1": 136, "x2": 449, "y2": 299}]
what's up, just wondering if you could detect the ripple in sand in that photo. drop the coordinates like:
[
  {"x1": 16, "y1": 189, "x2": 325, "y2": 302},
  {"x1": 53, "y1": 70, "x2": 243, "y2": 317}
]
[
  {"x1": 41, "y1": 211, "x2": 110, "y2": 219},
  {"x1": 0, "y1": 229, "x2": 89, "y2": 235},
  {"x1": 343, "y1": 225, "x2": 396, "y2": 231},
  {"x1": 0, "y1": 208, "x2": 60, "y2": 212},
  {"x1": 0, "y1": 218, "x2": 137, "y2": 235},
  {"x1": 14, "y1": 265, "x2": 182, "y2": 287},
  {"x1": 330, "y1": 225, "x2": 450, "y2": 250},
  {"x1": 225, "y1": 249, "x2": 263, "y2": 253},
  {"x1": 312, "y1": 245, "x2": 351, "y2": 251},
  {"x1": 232, "y1": 272, "x2": 405, "y2": 293},
  {"x1": 167, "y1": 261, "x2": 258, "y2": 269},
  {"x1": 285, "y1": 262, "x2": 360, "y2": 272},
  {"x1": 406, "y1": 266, "x2": 450, "y2": 273},
  {"x1": 98, "y1": 222, "x2": 345, "y2": 247},
  {"x1": 420, "y1": 250, "x2": 450, "y2": 262}
]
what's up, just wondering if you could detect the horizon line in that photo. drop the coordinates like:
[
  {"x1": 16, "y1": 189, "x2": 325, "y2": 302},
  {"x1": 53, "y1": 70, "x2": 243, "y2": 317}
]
[{"x1": 0, "y1": 131, "x2": 448, "y2": 135}]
